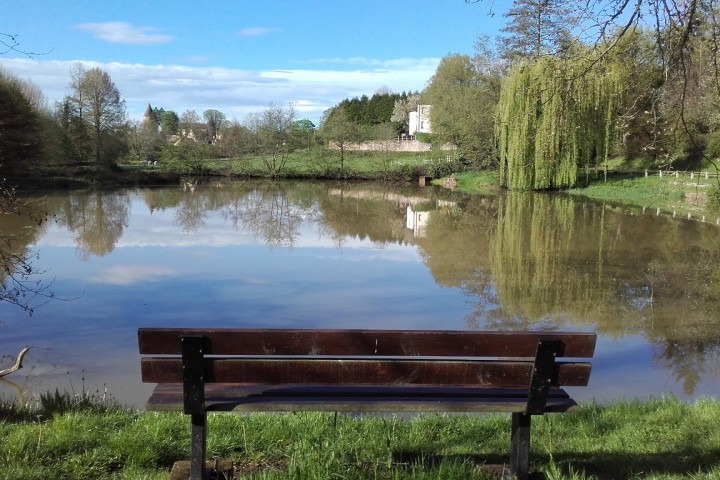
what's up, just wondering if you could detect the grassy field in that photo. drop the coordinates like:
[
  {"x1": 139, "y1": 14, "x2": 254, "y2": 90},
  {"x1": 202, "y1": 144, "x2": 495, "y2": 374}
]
[
  {"x1": 121, "y1": 148, "x2": 454, "y2": 182},
  {"x1": 1, "y1": 394, "x2": 719, "y2": 479}
]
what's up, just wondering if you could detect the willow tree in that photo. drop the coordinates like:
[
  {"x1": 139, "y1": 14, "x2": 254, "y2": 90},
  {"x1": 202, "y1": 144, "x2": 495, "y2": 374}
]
[{"x1": 496, "y1": 56, "x2": 624, "y2": 190}]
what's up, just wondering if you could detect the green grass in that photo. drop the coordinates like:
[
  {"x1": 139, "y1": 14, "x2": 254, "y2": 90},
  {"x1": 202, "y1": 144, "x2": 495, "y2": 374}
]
[
  {"x1": 2, "y1": 396, "x2": 720, "y2": 479},
  {"x1": 567, "y1": 172, "x2": 720, "y2": 219},
  {"x1": 120, "y1": 149, "x2": 452, "y2": 181},
  {"x1": 438, "y1": 171, "x2": 501, "y2": 195},
  {"x1": 445, "y1": 169, "x2": 720, "y2": 220}
]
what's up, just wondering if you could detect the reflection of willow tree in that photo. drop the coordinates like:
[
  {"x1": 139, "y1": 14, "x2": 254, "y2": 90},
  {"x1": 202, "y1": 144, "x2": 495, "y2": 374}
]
[
  {"x1": 422, "y1": 191, "x2": 720, "y2": 394},
  {"x1": 55, "y1": 192, "x2": 130, "y2": 259},
  {"x1": 489, "y1": 193, "x2": 617, "y2": 328}
]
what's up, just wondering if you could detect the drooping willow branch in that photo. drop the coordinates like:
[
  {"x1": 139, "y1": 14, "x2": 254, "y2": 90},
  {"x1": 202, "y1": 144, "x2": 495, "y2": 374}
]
[{"x1": 496, "y1": 56, "x2": 625, "y2": 190}]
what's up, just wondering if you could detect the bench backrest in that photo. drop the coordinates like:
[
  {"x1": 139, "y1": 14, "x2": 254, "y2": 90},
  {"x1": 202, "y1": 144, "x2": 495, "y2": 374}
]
[{"x1": 139, "y1": 328, "x2": 596, "y2": 388}]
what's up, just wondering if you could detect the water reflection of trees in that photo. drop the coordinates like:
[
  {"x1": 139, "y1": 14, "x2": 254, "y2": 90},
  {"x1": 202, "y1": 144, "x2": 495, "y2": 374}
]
[
  {"x1": 54, "y1": 192, "x2": 130, "y2": 259},
  {"x1": 319, "y1": 187, "x2": 413, "y2": 246},
  {"x1": 419, "y1": 191, "x2": 720, "y2": 394},
  {"x1": 0, "y1": 196, "x2": 53, "y2": 314},
  {"x1": 221, "y1": 182, "x2": 315, "y2": 248},
  {"x1": 15, "y1": 182, "x2": 719, "y2": 394}
]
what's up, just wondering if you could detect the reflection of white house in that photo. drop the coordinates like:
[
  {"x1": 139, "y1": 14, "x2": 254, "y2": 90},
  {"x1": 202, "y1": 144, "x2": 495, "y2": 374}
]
[
  {"x1": 406, "y1": 205, "x2": 431, "y2": 237},
  {"x1": 408, "y1": 105, "x2": 432, "y2": 136}
]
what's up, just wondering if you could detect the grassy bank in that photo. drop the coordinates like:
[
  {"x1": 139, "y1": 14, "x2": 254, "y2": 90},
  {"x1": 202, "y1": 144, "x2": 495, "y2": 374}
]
[
  {"x1": 120, "y1": 149, "x2": 455, "y2": 182},
  {"x1": 449, "y1": 169, "x2": 720, "y2": 221},
  {"x1": 12, "y1": 149, "x2": 720, "y2": 222},
  {"x1": 1, "y1": 395, "x2": 719, "y2": 479}
]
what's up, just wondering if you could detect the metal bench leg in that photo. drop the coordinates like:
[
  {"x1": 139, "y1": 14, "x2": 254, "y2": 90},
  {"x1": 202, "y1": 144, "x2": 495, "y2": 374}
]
[
  {"x1": 190, "y1": 412, "x2": 207, "y2": 480},
  {"x1": 509, "y1": 412, "x2": 530, "y2": 479}
]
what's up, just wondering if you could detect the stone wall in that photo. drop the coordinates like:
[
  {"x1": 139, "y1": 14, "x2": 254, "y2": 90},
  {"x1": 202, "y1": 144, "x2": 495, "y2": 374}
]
[{"x1": 328, "y1": 140, "x2": 454, "y2": 152}]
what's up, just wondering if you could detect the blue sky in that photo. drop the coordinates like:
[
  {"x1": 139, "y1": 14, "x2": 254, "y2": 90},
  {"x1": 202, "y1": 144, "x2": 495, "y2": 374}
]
[{"x1": 1, "y1": 0, "x2": 508, "y2": 123}]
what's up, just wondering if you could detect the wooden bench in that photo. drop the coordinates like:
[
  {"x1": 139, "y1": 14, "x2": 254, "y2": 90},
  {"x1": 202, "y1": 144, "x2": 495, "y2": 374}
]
[{"x1": 138, "y1": 328, "x2": 596, "y2": 480}]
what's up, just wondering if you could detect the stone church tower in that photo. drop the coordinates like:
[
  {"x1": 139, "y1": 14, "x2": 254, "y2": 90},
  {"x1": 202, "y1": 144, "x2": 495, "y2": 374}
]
[{"x1": 142, "y1": 103, "x2": 153, "y2": 124}]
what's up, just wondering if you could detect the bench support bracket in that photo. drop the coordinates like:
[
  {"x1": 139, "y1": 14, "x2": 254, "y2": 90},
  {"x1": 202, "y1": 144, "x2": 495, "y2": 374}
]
[
  {"x1": 182, "y1": 335, "x2": 207, "y2": 480},
  {"x1": 508, "y1": 339, "x2": 564, "y2": 479},
  {"x1": 509, "y1": 412, "x2": 531, "y2": 479}
]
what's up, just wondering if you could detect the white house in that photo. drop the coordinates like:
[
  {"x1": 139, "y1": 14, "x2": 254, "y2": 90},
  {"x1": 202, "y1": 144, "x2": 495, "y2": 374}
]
[{"x1": 408, "y1": 104, "x2": 432, "y2": 136}]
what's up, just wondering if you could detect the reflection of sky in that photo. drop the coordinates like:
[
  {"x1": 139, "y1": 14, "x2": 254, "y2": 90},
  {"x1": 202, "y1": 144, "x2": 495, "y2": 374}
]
[
  {"x1": 2, "y1": 194, "x2": 471, "y2": 407},
  {"x1": 577, "y1": 339, "x2": 717, "y2": 403},
  {"x1": 2, "y1": 190, "x2": 719, "y2": 408}
]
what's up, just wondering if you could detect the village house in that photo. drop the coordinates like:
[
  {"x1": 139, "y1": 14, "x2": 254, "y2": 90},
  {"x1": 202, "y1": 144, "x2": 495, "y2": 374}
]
[{"x1": 408, "y1": 104, "x2": 432, "y2": 136}]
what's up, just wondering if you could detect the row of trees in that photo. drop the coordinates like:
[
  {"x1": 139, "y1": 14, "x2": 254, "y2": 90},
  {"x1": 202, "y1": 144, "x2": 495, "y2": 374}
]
[
  {"x1": 455, "y1": 0, "x2": 720, "y2": 189},
  {"x1": 316, "y1": 0, "x2": 720, "y2": 190},
  {"x1": 1, "y1": 63, "x2": 127, "y2": 176},
  {"x1": 5, "y1": 0, "x2": 720, "y2": 186},
  {"x1": 0, "y1": 61, "x2": 329, "y2": 178}
]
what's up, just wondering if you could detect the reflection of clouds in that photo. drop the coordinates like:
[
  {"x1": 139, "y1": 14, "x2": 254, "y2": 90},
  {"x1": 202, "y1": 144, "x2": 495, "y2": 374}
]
[{"x1": 88, "y1": 265, "x2": 177, "y2": 286}]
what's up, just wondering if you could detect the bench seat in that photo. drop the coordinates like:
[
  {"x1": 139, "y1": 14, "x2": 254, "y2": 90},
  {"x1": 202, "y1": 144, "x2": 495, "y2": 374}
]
[{"x1": 146, "y1": 383, "x2": 580, "y2": 413}]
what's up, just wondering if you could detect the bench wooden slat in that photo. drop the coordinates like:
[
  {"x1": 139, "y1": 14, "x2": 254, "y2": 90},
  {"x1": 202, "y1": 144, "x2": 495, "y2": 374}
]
[
  {"x1": 145, "y1": 383, "x2": 579, "y2": 413},
  {"x1": 138, "y1": 328, "x2": 596, "y2": 358},
  {"x1": 141, "y1": 357, "x2": 592, "y2": 387}
]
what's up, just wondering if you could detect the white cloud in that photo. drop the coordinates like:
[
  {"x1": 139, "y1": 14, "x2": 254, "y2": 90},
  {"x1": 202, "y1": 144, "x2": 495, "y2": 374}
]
[
  {"x1": 237, "y1": 27, "x2": 280, "y2": 37},
  {"x1": 76, "y1": 22, "x2": 174, "y2": 45},
  {"x1": 0, "y1": 56, "x2": 439, "y2": 123},
  {"x1": 88, "y1": 265, "x2": 177, "y2": 285}
]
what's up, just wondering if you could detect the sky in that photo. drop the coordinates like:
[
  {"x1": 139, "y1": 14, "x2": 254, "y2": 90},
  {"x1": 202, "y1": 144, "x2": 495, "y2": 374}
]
[{"x1": 0, "y1": 0, "x2": 508, "y2": 124}]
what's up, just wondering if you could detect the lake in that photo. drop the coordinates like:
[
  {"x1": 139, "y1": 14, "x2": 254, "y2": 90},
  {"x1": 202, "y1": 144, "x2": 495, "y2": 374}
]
[{"x1": 1, "y1": 179, "x2": 719, "y2": 408}]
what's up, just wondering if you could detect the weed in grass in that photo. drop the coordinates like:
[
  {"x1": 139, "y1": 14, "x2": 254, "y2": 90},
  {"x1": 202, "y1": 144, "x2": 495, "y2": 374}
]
[{"x1": 38, "y1": 387, "x2": 122, "y2": 416}]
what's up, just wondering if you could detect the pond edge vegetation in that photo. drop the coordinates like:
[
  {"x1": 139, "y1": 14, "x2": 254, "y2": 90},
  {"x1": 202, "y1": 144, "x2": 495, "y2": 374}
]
[{"x1": 1, "y1": 391, "x2": 720, "y2": 480}]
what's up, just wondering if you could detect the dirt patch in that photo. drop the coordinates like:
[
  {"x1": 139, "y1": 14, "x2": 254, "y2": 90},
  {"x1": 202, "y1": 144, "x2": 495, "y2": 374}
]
[{"x1": 685, "y1": 191, "x2": 708, "y2": 206}]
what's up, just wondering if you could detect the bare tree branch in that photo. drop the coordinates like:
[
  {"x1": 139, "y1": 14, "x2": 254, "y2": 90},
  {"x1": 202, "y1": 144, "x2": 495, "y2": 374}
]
[
  {"x1": 1, "y1": 32, "x2": 51, "y2": 57},
  {"x1": 0, "y1": 347, "x2": 30, "y2": 378}
]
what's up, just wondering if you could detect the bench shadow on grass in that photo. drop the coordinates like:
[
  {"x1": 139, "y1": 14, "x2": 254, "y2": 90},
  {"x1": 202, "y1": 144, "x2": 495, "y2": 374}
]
[
  {"x1": 392, "y1": 448, "x2": 720, "y2": 479},
  {"x1": 549, "y1": 449, "x2": 720, "y2": 478}
]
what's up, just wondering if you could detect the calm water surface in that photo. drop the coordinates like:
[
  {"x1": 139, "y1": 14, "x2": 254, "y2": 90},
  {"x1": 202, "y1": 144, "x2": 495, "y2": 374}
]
[{"x1": 1, "y1": 180, "x2": 719, "y2": 407}]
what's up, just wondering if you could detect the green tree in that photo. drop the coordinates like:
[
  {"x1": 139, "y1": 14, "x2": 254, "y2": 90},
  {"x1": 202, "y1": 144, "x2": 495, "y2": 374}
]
[
  {"x1": 422, "y1": 50, "x2": 502, "y2": 168},
  {"x1": 216, "y1": 120, "x2": 254, "y2": 159},
  {"x1": 57, "y1": 97, "x2": 93, "y2": 165},
  {"x1": 498, "y1": 0, "x2": 574, "y2": 61},
  {"x1": 292, "y1": 119, "x2": 316, "y2": 150},
  {"x1": 0, "y1": 71, "x2": 40, "y2": 174},
  {"x1": 601, "y1": 29, "x2": 665, "y2": 162},
  {"x1": 65, "y1": 64, "x2": 127, "y2": 169},
  {"x1": 150, "y1": 106, "x2": 165, "y2": 126},
  {"x1": 203, "y1": 109, "x2": 226, "y2": 144},
  {"x1": 321, "y1": 107, "x2": 359, "y2": 171},
  {"x1": 160, "y1": 110, "x2": 179, "y2": 134},
  {"x1": 180, "y1": 109, "x2": 204, "y2": 142},
  {"x1": 246, "y1": 104, "x2": 296, "y2": 177},
  {"x1": 496, "y1": 55, "x2": 625, "y2": 190},
  {"x1": 127, "y1": 120, "x2": 164, "y2": 163}
]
